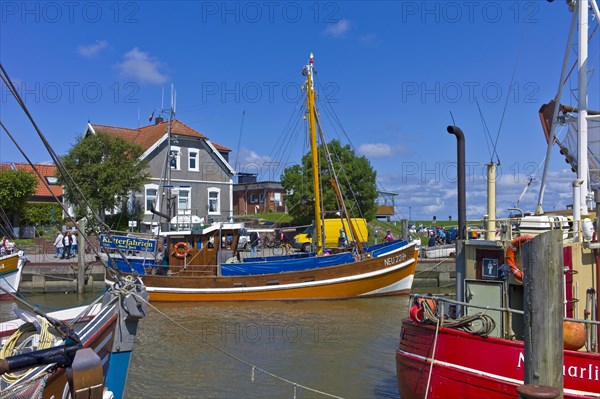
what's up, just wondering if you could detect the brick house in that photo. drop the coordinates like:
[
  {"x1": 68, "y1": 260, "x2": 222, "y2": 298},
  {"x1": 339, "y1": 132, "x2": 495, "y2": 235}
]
[
  {"x1": 0, "y1": 162, "x2": 63, "y2": 236},
  {"x1": 233, "y1": 173, "x2": 286, "y2": 215}
]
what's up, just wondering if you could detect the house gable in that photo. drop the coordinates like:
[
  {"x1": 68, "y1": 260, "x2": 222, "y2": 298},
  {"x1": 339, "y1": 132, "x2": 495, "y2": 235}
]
[
  {"x1": 86, "y1": 120, "x2": 234, "y2": 175},
  {"x1": 85, "y1": 119, "x2": 236, "y2": 228}
]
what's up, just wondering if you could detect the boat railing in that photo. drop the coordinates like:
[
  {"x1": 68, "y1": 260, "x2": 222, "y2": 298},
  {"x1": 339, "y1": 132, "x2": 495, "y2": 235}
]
[
  {"x1": 409, "y1": 293, "x2": 600, "y2": 328},
  {"x1": 473, "y1": 215, "x2": 581, "y2": 242}
]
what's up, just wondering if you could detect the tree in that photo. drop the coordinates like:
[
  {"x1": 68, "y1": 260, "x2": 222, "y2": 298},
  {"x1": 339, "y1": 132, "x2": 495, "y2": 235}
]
[
  {"x1": 0, "y1": 169, "x2": 37, "y2": 231},
  {"x1": 281, "y1": 139, "x2": 378, "y2": 224},
  {"x1": 60, "y1": 133, "x2": 150, "y2": 221}
]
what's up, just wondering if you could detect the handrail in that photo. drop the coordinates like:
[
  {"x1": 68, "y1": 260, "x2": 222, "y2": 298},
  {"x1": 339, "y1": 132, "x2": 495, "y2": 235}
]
[{"x1": 410, "y1": 294, "x2": 600, "y2": 327}]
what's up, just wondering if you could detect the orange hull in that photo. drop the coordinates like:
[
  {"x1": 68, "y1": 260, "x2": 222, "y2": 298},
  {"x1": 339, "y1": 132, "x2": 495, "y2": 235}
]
[{"x1": 109, "y1": 244, "x2": 419, "y2": 302}]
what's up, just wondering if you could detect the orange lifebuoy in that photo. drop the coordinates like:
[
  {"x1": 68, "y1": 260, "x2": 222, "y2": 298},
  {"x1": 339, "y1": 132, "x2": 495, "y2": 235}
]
[
  {"x1": 173, "y1": 242, "x2": 189, "y2": 259},
  {"x1": 505, "y1": 235, "x2": 533, "y2": 281}
]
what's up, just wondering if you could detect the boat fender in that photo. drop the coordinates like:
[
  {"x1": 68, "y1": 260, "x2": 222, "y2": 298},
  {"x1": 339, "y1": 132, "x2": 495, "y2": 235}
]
[
  {"x1": 582, "y1": 218, "x2": 594, "y2": 241},
  {"x1": 505, "y1": 236, "x2": 533, "y2": 282},
  {"x1": 563, "y1": 321, "x2": 586, "y2": 351},
  {"x1": 409, "y1": 304, "x2": 423, "y2": 322},
  {"x1": 173, "y1": 242, "x2": 189, "y2": 259}
]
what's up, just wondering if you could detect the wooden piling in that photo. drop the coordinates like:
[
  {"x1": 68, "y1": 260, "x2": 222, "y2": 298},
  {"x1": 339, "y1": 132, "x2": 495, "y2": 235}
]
[
  {"x1": 77, "y1": 218, "x2": 85, "y2": 294},
  {"x1": 401, "y1": 219, "x2": 409, "y2": 241},
  {"x1": 521, "y1": 230, "x2": 564, "y2": 397}
]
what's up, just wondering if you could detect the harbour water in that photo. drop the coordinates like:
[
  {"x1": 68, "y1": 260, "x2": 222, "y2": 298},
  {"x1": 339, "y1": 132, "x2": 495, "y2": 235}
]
[{"x1": 1, "y1": 292, "x2": 416, "y2": 399}]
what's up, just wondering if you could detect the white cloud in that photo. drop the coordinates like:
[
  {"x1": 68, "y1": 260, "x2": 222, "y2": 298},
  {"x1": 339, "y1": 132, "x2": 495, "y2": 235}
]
[
  {"x1": 358, "y1": 33, "x2": 378, "y2": 45},
  {"x1": 359, "y1": 143, "x2": 394, "y2": 158},
  {"x1": 377, "y1": 165, "x2": 576, "y2": 221},
  {"x1": 233, "y1": 148, "x2": 283, "y2": 180},
  {"x1": 78, "y1": 40, "x2": 109, "y2": 57},
  {"x1": 324, "y1": 19, "x2": 351, "y2": 38},
  {"x1": 116, "y1": 48, "x2": 169, "y2": 85}
]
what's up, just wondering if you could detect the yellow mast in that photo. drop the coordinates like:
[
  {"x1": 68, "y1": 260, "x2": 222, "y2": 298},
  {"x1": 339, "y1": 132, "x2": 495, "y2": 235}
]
[{"x1": 304, "y1": 53, "x2": 323, "y2": 255}]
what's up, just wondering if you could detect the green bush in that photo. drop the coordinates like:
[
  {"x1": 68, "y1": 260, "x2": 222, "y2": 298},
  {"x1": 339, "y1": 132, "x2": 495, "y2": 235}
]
[{"x1": 21, "y1": 203, "x2": 62, "y2": 226}]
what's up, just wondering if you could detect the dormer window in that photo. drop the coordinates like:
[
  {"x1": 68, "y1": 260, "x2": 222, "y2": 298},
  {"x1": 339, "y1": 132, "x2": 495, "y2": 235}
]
[{"x1": 45, "y1": 176, "x2": 59, "y2": 185}]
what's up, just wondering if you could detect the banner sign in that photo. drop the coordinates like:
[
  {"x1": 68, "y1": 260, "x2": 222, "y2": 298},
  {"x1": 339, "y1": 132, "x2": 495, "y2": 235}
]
[{"x1": 99, "y1": 234, "x2": 156, "y2": 252}]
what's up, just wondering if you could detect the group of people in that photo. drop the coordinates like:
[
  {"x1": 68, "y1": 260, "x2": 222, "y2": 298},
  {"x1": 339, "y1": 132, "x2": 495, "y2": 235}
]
[
  {"x1": 53, "y1": 230, "x2": 78, "y2": 259},
  {"x1": 427, "y1": 227, "x2": 451, "y2": 247}
]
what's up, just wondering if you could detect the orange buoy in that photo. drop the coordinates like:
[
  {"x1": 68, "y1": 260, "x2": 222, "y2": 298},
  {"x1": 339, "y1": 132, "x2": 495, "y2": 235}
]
[
  {"x1": 173, "y1": 241, "x2": 189, "y2": 259},
  {"x1": 416, "y1": 297, "x2": 437, "y2": 314},
  {"x1": 505, "y1": 236, "x2": 533, "y2": 282},
  {"x1": 563, "y1": 321, "x2": 586, "y2": 351}
]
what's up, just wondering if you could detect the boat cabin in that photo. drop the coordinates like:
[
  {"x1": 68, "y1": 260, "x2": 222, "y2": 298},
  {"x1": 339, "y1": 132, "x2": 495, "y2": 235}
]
[
  {"x1": 460, "y1": 215, "x2": 597, "y2": 343},
  {"x1": 160, "y1": 222, "x2": 244, "y2": 276}
]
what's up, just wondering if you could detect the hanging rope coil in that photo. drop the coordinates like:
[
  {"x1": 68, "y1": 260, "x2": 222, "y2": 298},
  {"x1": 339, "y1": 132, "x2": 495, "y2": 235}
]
[
  {"x1": 412, "y1": 296, "x2": 497, "y2": 337},
  {"x1": 1, "y1": 317, "x2": 55, "y2": 384}
]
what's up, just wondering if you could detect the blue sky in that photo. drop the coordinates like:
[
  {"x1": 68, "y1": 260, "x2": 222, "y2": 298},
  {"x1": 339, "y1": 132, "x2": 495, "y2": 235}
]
[{"x1": 1, "y1": 1, "x2": 598, "y2": 221}]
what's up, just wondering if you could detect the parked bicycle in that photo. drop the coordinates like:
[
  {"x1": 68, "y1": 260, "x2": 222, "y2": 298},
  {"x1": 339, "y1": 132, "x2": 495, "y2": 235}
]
[{"x1": 272, "y1": 240, "x2": 293, "y2": 256}]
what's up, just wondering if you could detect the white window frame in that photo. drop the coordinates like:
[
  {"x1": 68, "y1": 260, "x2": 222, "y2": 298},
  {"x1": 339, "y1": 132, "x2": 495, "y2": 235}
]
[
  {"x1": 188, "y1": 149, "x2": 199, "y2": 172},
  {"x1": 170, "y1": 145, "x2": 181, "y2": 170},
  {"x1": 144, "y1": 184, "x2": 159, "y2": 214},
  {"x1": 208, "y1": 187, "x2": 220, "y2": 215},
  {"x1": 177, "y1": 187, "x2": 191, "y2": 215}
]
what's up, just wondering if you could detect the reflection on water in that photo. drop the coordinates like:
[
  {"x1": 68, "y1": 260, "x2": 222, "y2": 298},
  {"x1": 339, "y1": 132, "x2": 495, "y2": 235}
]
[{"x1": 2, "y1": 292, "x2": 443, "y2": 398}]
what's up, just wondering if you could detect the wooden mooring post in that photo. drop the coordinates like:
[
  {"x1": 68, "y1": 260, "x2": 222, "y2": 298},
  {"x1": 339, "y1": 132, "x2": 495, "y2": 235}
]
[
  {"x1": 520, "y1": 230, "x2": 564, "y2": 399},
  {"x1": 77, "y1": 218, "x2": 85, "y2": 294}
]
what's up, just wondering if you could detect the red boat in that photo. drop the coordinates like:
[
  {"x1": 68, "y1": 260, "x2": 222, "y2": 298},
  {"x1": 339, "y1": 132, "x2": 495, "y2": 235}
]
[
  {"x1": 397, "y1": 319, "x2": 599, "y2": 398},
  {"x1": 397, "y1": 2, "x2": 600, "y2": 397}
]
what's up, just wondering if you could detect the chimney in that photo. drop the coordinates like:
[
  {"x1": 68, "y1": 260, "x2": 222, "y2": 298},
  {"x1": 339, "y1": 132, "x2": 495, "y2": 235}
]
[{"x1": 154, "y1": 116, "x2": 165, "y2": 125}]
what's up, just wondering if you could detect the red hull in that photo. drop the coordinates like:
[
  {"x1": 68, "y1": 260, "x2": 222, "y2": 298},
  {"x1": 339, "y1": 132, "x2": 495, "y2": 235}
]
[{"x1": 396, "y1": 319, "x2": 600, "y2": 399}]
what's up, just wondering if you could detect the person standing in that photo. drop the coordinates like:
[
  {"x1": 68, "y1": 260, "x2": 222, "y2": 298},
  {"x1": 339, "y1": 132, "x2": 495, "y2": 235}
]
[
  {"x1": 53, "y1": 231, "x2": 64, "y2": 258},
  {"x1": 70, "y1": 232, "x2": 78, "y2": 257},
  {"x1": 62, "y1": 231, "x2": 72, "y2": 259}
]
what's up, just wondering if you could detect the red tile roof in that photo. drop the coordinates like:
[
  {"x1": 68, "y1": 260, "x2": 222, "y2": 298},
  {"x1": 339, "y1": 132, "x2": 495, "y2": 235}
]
[
  {"x1": 0, "y1": 163, "x2": 13, "y2": 172},
  {"x1": 90, "y1": 120, "x2": 231, "y2": 152},
  {"x1": 13, "y1": 163, "x2": 63, "y2": 198}
]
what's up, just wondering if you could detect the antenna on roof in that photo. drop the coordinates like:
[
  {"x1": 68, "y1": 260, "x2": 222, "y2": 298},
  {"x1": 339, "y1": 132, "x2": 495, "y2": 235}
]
[
  {"x1": 234, "y1": 110, "x2": 246, "y2": 172},
  {"x1": 161, "y1": 86, "x2": 164, "y2": 111},
  {"x1": 170, "y1": 84, "x2": 176, "y2": 114}
]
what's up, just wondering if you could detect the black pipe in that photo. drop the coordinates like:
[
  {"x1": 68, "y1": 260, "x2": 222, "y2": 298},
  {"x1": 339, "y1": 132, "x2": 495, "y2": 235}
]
[
  {"x1": 447, "y1": 126, "x2": 466, "y2": 239},
  {"x1": 0, "y1": 343, "x2": 81, "y2": 375},
  {"x1": 448, "y1": 125, "x2": 466, "y2": 308}
]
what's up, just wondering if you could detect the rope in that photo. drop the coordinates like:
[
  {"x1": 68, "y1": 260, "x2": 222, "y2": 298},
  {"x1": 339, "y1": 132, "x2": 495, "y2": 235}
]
[
  {"x1": 420, "y1": 298, "x2": 496, "y2": 337},
  {"x1": 132, "y1": 292, "x2": 345, "y2": 399},
  {"x1": 1, "y1": 318, "x2": 55, "y2": 384},
  {"x1": 424, "y1": 313, "x2": 440, "y2": 399}
]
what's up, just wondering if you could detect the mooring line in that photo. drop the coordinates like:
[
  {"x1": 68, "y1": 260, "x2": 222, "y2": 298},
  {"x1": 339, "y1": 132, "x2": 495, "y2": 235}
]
[{"x1": 133, "y1": 293, "x2": 346, "y2": 399}]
